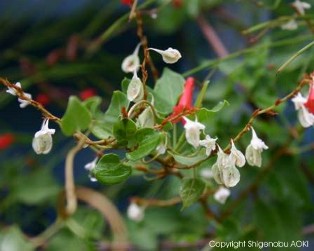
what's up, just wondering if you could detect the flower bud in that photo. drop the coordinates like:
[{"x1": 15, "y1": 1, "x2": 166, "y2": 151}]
[
  {"x1": 32, "y1": 119, "x2": 55, "y2": 154},
  {"x1": 214, "y1": 186, "x2": 230, "y2": 204},
  {"x1": 127, "y1": 202, "x2": 144, "y2": 222},
  {"x1": 122, "y1": 43, "x2": 141, "y2": 73},
  {"x1": 127, "y1": 71, "x2": 144, "y2": 102},
  {"x1": 148, "y1": 47, "x2": 181, "y2": 64}
]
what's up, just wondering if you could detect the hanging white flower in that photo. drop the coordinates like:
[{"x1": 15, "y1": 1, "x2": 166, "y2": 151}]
[
  {"x1": 183, "y1": 117, "x2": 205, "y2": 148},
  {"x1": 245, "y1": 127, "x2": 268, "y2": 167},
  {"x1": 212, "y1": 146, "x2": 241, "y2": 187},
  {"x1": 148, "y1": 47, "x2": 181, "y2": 64},
  {"x1": 281, "y1": 19, "x2": 298, "y2": 30},
  {"x1": 32, "y1": 119, "x2": 55, "y2": 154},
  {"x1": 229, "y1": 140, "x2": 246, "y2": 167},
  {"x1": 137, "y1": 106, "x2": 155, "y2": 128},
  {"x1": 121, "y1": 43, "x2": 141, "y2": 73},
  {"x1": 127, "y1": 71, "x2": 144, "y2": 102},
  {"x1": 18, "y1": 93, "x2": 32, "y2": 108},
  {"x1": 291, "y1": 0, "x2": 311, "y2": 15},
  {"x1": 291, "y1": 92, "x2": 314, "y2": 127},
  {"x1": 199, "y1": 135, "x2": 217, "y2": 156},
  {"x1": 127, "y1": 202, "x2": 144, "y2": 222},
  {"x1": 214, "y1": 186, "x2": 231, "y2": 204},
  {"x1": 84, "y1": 157, "x2": 98, "y2": 182},
  {"x1": 6, "y1": 82, "x2": 22, "y2": 96}
]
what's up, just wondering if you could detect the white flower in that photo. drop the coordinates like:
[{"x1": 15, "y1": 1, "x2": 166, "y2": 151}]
[
  {"x1": 212, "y1": 146, "x2": 241, "y2": 187},
  {"x1": 229, "y1": 140, "x2": 246, "y2": 167},
  {"x1": 121, "y1": 43, "x2": 141, "y2": 73},
  {"x1": 292, "y1": 0, "x2": 311, "y2": 15},
  {"x1": 127, "y1": 71, "x2": 144, "y2": 102},
  {"x1": 156, "y1": 142, "x2": 167, "y2": 155},
  {"x1": 18, "y1": 93, "x2": 32, "y2": 108},
  {"x1": 199, "y1": 135, "x2": 217, "y2": 156},
  {"x1": 200, "y1": 168, "x2": 213, "y2": 179},
  {"x1": 214, "y1": 186, "x2": 231, "y2": 204},
  {"x1": 32, "y1": 119, "x2": 55, "y2": 154},
  {"x1": 6, "y1": 82, "x2": 21, "y2": 96},
  {"x1": 291, "y1": 92, "x2": 314, "y2": 127},
  {"x1": 84, "y1": 157, "x2": 98, "y2": 182},
  {"x1": 281, "y1": 19, "x2": 298, "y2": 30},
  {"x1": 245, "y1": 127, "x2": 268, "y2": 167},
  {"x1": 127, "y1": 202, "x2": 144, "y2": 222},
  {"x1": 183, "y1": 117, "x2": 205, "y2": 148},
  {"x1": 148, "y1": 47, "x2": 181, "y2": 64}
]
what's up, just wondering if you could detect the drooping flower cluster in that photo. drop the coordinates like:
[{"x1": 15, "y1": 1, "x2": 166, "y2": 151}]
[{"x1": 292, "y1": 82, "x2": 314, "y2": 127}]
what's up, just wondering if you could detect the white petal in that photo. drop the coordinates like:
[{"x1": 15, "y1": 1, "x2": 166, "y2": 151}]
[
  {"x1": 32, "y1": 133, "x2": 53, "y2": 154},
  {"x1": 199, "y1": 135, "x2": 217, "y2": 156},
  {"x1": 137, "y1": 107, "x2": 154, "y2": 128},
  {"x1": 221, "y1": 165, "x2": 240, "y2": 188},
  {"x1": 298, "y1": 106, "x2": 314, "y2": 127},
  {"x1": 183, "y1": 117, "x2": 205, "y2": 148},
  {"x1": 212, "y1": 163, "x2": 223, "y2": 185},
  {"x1": 214, "y1": 186, "x2": 231, "y2": 204},
  {"x1": 245, "y1": 144, "x2": 262, "y2": 167},
  {"x1": 84, "y1": 157, "x2": 98, "y2": 171},
  {"x1": 127, "y1": 203, "x2": 144, "y2": 222},
  {"x1": 229, "y1": 140, "x2": 246, "y2": 167},
  {"x1": 291, "y1": 93, "x2": 307, "y2": 110},
  {"x1": 250, "y1": 127, "x2": 268, "y2": 151},
  {"x1": 281, "y1": 19, "x2": 298, "y2": 30}
]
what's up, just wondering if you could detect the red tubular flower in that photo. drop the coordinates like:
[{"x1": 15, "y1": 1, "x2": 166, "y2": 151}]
[
  {"x1": 0, "y1": 133, "x2": 15, "y2": 150},
  {"x1": 304, "y1": 83, "x2": 314, "y2": 114},
  {"x1": 171, "y1": 77, "x2": 195, "y2": 123}
]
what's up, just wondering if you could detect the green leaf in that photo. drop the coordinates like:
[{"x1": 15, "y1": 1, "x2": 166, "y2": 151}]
[
  {"x1": 121, "y1": 77, "x2": 130, "y2": 94},
  {"x1": 169, "y1": 148, "x2": 208, "y2": 166},
  {"x1": 126, "y1": 128, "x2": 161, "y2": 161},
  {"x1": 113, "y1": 118, "x2": 137, "y2": 145},
  {"x1": 92, "y1": 154, "x2": 132, "y2": 185},
  {"x1": 82, "y1": 96, "x2": 102, "y2": 114},
  {"x1": 180, "y1": 178, "x2": 205, "y2": 209},
  {"x1": 61, "y1": 96, "x2": 92, "y2": 136},
  {"x1": 196, "y1": 100, "x2": 229, "y2": 133},
  {"x1": 91, "y1": 91, "x2": 129, "y2": 139},
  {"x1": 153, "y1": 68, "x2": 185, "y2": 114}
]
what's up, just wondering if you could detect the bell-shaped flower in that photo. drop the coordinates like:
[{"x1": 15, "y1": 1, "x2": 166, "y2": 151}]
[
  {"x1": 6, "y1": 82, "x2": 21, "y2": 96},
  {"x1": 199, "y1": 135, "x2": 217, "y2": 156},
  {"x1": 121, "y1": 43, "x2": 141, "y2": 73},
  {"x1": 127, "y1": 71, "x2": 144, "y2": 102},
  {"x1": 214, "y1": 186, "x2": 230, "y2": 204},
  {"x1": 281, "y1": 19, "x2": 298, "y2": 30},
  {"x1": 32, "y1": 119, "x2": 55, "y2": 154},
  {"x1": 292, "y1": 0, "x2": 311, "y2": 15},
  {"x1": 148, "y1": 47, "x2": 181, "y2": 64},
  {"x1": 84, "y1": 157, "x2": 98, "y2": 182},
  {"x1": 245, "y1": 127, "x2": 268, "y2": 167},
  {"x1": 18, "y1": 93, "x2": 32, "y2": 108},
  {"x1": 127, "y1": 202, "x2": 144, "y2": 222},
  {"x1": 212, "y1": 146, "x2": 241, "y2": 187},
  {"x1": 229, "y1": 140, "x2": 246, "y2": 167},
  {"x1": 292, "y1": 91, "x2": 314, "y2": 127},
  {"x1": 183, "y1": 117, "x2": 205, "y2": 148}
]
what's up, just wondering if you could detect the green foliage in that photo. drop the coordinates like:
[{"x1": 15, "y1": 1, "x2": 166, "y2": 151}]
[
  {"x1": 152, "y1": 68, "x2": 185, "y2": 114},
  {"x1": 180, "y1": 178, "x2": 205, "y2": 209},
  {"x1": 61, "y1": 96, "x2": 92, "y2": 136},
  {"x1": 126, "y1": 128, "x2": 161, "y2": 161},
  {"x1": 92, "y1": 154, "x2": 132, "y2": 185},
  {"x1": 0, "y1": 226, "x2": 35, "y2": 251}
]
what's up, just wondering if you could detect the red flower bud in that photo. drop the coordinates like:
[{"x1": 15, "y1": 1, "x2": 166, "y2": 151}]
[
  {"x1": 35, "y1": 93, "x2": 51, "y2": 106},
  {"x1": 79, "y1": 88, "x2": 96, "y2": 100},
  {"x1": 121, "y1": 0, "x2": 133, "y2": 6},
  {"x1": 0, "y1": 133, "x2": 15, "y2": 150},
  {"x1": 305, "y1": 83, "x2": 314, "y2": 114}
]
